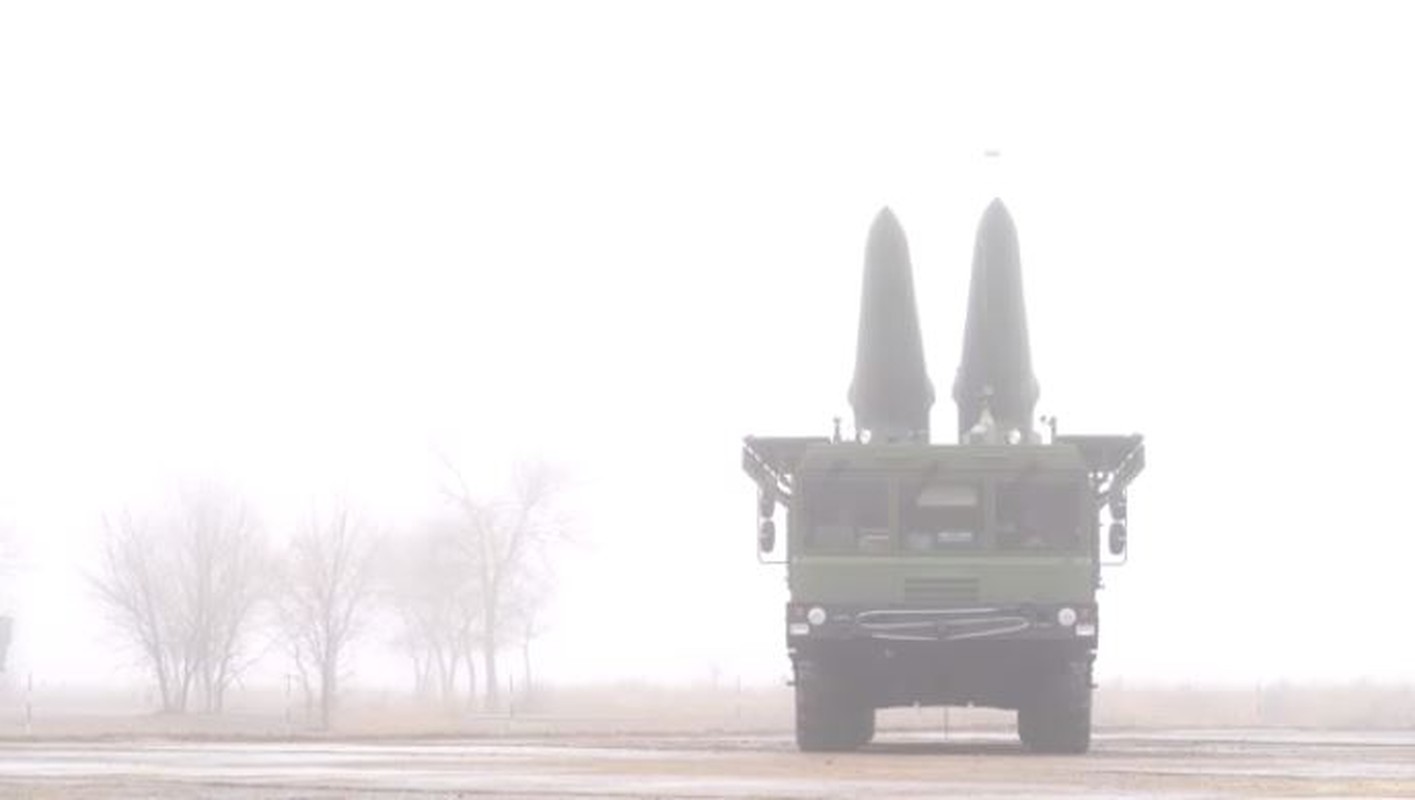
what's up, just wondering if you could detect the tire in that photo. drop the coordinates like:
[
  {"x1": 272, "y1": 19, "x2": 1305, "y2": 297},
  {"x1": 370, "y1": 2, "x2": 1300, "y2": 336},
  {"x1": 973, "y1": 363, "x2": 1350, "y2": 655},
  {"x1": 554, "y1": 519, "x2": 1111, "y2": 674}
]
[
  {"x1": 794, "y1": 658, "x2": 874, "y2": 752},
  {"x1": 1019, "y1": 660, "x2": 1093, "y2": 755},
  {"x1": 1018, "y1": 700, "x2": 1091, "y2": 754}
]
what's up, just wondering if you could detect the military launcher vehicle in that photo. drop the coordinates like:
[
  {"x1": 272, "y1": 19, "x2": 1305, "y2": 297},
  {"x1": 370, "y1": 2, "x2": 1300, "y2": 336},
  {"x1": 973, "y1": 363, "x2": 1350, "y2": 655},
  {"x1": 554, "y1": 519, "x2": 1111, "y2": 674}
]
[{"x1": 742, "y1": 200, "x2": 1144, "y2": 754}]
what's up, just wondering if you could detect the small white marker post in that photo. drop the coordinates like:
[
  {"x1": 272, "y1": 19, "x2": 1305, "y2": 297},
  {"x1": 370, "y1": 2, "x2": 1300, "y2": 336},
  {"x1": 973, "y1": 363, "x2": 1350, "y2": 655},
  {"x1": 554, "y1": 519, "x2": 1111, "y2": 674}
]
[
  {"x1": 735, "y1": 677, "x2": 743, "y2": 729},
  {"x1": 506, "y1": 676, "x2": 515, "y2": 734}
]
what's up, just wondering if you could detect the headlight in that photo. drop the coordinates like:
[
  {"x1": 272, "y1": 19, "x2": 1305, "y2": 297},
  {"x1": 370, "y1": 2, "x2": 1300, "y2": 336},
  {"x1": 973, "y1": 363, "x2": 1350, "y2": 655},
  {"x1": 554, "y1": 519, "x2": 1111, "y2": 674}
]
[
  {"x1": 806, "y1": 606, "x2": 828, "y2": 626},
  {"x1": 1056, "y1": 607, "x2": 1078, "y2": 627}
]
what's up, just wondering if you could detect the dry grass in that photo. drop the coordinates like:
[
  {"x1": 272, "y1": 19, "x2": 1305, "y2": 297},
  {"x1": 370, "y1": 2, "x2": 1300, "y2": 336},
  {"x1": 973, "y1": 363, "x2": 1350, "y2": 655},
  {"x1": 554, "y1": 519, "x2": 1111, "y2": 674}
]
[
  {"x1": 4, "y1": 679, "x2": 1415, "y2": 740},
  {"x1": 1097, "y1": 681, "x2": 1415, "y2": 730}
]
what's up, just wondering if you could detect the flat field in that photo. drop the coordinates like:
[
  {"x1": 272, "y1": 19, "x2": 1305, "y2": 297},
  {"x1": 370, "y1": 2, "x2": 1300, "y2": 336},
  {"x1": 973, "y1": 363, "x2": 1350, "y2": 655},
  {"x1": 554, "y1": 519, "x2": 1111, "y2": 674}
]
[
  {"x1": 4, "y1": 683, "x2": 1415, "y2": 798},
  {"x1": 5, "y1": 730, "x2": 1415, "y2": 798}
]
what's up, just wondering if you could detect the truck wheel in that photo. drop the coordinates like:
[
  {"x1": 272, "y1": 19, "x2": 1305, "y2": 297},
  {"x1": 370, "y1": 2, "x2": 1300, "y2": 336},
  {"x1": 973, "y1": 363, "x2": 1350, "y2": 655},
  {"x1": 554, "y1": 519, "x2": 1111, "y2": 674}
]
[
  {"x1": 794, "y1": 658, "x2": 874, "y2": 752},
  {"x1": 857, "y1": 705, "x2": 876, "y2": 747},
  {"x1": 1018, "y1": 701, "x2": 1091, "y2": 754}
]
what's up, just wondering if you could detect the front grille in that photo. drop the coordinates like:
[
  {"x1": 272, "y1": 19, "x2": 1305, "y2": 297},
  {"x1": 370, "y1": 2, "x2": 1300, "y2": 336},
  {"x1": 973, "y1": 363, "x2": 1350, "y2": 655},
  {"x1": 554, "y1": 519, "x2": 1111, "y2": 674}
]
[{"x1": 903, "y1": 576, "x2": 978, "y2": 605}]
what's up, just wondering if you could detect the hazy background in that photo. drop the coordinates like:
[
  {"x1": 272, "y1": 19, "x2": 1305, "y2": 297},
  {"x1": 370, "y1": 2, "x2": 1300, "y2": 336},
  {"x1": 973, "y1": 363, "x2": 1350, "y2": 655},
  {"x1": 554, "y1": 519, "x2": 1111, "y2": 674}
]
[{"x1": 1, "y1": 1, "x2": 1412, "y2": 693}]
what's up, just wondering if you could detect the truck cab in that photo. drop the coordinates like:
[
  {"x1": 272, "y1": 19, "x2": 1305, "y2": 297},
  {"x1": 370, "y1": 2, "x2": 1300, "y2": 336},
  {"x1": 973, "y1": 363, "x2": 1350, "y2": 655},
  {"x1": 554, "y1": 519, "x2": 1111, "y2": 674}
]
[{"x1": 744, "y1": 432, "x2": 1143, "y2": 752}]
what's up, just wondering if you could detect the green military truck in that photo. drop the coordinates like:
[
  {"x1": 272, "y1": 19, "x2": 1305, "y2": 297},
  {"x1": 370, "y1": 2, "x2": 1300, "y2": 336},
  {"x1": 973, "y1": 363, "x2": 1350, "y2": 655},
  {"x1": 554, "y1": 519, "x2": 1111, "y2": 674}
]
[{"x1": 741, "y1": 202, "x2": 1144, "y2": 754}]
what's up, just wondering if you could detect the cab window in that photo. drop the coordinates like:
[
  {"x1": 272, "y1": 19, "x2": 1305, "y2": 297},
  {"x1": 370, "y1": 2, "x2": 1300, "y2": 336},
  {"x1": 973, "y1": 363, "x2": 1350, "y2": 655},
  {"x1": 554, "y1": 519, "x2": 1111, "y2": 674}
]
[
  {"x1": 996, "y1": 481, "x2": 1082, "y2": 551},
  {"x1": 900, "y1": 482, "x2": 982, "y2": 552},
  {"x1": 802, "y1": 478, "x2": 890, "y2": 553}
]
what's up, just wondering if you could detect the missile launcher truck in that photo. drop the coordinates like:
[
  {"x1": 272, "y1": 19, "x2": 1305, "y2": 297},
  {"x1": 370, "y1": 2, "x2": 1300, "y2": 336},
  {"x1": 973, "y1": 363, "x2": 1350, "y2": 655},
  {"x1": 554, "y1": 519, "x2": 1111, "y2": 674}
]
[{"x1": 742, "y1": 201, "x2": 1144, "y2": 754}]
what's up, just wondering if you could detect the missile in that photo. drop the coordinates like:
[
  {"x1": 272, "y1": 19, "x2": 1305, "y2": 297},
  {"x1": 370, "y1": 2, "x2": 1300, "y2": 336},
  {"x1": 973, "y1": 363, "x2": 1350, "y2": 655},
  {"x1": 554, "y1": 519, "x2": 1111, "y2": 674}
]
[
  {"x1": 848, "y1": 207, "x2": 935, "y2": 444},
  {"x1": 952, "y1": 198, "x2": 1040, "y2": 443}
]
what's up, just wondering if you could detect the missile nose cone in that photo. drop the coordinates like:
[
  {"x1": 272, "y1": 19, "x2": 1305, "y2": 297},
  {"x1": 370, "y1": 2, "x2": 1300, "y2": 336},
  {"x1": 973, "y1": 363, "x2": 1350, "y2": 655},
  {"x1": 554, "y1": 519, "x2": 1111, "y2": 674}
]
[
  {"x1": 872, "y1": 205, "x2": 902, "y2": 230},
  {"x1": 976, "y1": 198, "x2": 1020, "y2": 256},
  {"x1": 866, "y1": 206, "x2": 908, "y2": 262}
]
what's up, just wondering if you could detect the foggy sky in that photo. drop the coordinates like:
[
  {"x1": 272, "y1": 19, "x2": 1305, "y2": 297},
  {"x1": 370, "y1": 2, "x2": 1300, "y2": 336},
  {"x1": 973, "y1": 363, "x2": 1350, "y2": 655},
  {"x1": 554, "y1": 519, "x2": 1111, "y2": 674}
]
[{"x1": 2, "y1": 1, "x2": 1414, "y2": 691}]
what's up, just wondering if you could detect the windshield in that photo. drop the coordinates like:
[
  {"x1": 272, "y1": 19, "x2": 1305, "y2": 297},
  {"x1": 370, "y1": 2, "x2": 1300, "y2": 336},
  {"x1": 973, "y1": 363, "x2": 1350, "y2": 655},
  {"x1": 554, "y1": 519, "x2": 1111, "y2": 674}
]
[
  {"x1": 799, "y1": 475, "x2": 1085, "y2": 554},
  {"x1": 996, "y1": 481, "x2": 1083, "y2": 551},
  {"x1": 900, "y1": 482, "x2": 982, "y2": 552},
  {"x1": 801, "y1": 478, "x2": 890, "y2": 553}
]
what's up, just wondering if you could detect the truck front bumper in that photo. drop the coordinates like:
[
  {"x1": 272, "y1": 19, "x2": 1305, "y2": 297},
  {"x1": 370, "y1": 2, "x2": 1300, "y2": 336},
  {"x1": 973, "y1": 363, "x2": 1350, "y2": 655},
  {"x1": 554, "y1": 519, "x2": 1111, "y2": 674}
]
[
  {"x1": 786, "y1": 603, "x2": 1097, "y2": 646},
  {"x1": 784, "y1": 603, "x2": 1097, "y2": 710}
]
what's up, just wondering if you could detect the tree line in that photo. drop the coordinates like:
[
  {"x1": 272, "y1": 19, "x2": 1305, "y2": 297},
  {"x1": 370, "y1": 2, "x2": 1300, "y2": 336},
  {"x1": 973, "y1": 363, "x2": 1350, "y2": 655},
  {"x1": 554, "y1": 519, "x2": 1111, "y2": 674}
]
[{"x1": 88, "y1": 458, "x2": 570, "y2": 728}]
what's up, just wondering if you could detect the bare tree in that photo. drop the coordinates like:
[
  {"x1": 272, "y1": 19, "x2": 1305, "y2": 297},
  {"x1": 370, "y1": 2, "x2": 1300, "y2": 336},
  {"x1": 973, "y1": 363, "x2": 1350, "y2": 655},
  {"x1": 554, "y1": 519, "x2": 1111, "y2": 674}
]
[
  {"x1": 92, "y1": 512, "x2": 187, "y2": 711},
  {"x1": 511, "y1": 578, "x2": 552, "y2": 702},
  {"x1": 173, "y1": 487, "x2": 268, "y2": 712},
  {"x1": 90, "y1": 489, "x2": 267, "y2": 713},
  {"x1": 384, "y1": 521, "x2": 476, "y2": 707},
  {"x1": 439, "y1": 457, "x2": 570, "y2": 712},
  {"x1": 450, "y1": 569, "x2": 483, "y2": 711},
  {"x1": 277, "y1": 501, "x2": 379, "y2": 729}
]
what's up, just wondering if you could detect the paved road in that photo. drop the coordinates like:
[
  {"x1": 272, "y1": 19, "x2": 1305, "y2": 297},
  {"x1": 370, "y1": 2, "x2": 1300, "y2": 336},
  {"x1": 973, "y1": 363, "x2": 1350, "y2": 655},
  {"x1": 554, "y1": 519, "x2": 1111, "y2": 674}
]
[{"x1": 4, "y1": 730, "x2": 1415, "y2": 798}]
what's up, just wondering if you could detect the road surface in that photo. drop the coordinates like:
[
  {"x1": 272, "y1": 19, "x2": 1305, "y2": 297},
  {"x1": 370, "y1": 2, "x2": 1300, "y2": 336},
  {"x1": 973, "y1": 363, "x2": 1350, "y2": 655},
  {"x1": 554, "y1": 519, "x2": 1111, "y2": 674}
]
[{"x1": 4, "y1": 730, "x2": 1415, "y2": 798}]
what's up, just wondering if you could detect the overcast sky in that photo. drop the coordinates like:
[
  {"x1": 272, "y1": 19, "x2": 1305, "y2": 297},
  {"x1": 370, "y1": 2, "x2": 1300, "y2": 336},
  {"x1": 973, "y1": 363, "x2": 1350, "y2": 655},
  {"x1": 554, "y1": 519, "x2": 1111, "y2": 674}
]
[{"x1": 2, "y1": 1, "x2": 1414, "y2": 691}]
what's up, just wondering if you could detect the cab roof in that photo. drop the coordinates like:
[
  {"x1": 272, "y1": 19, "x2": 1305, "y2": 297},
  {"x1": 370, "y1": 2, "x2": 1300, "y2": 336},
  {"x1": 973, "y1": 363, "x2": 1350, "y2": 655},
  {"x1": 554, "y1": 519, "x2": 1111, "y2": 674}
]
[{"x1": 793, "y1": 441, "x2": 1088, "y2": 477}]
